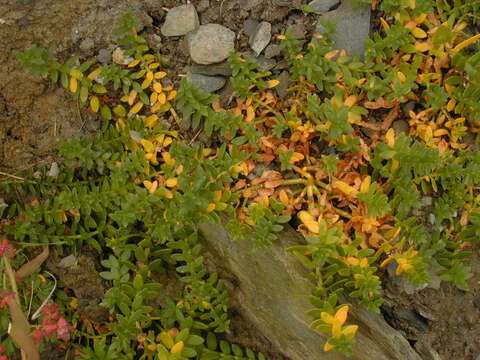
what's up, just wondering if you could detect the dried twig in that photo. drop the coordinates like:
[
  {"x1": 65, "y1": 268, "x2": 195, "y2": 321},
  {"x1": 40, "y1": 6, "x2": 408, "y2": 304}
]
[{"x1": 0, "y1": 171, "x2": 24, "y2": 181}]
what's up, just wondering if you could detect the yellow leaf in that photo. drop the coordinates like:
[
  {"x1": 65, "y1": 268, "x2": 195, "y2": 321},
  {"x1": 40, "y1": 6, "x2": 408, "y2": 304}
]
[
  {"x1": 320, "y1": 312, "x2": 334, "y2": 324},
  {"x1": 434, "y1": 129, "x2": 448, "y2": 136},
  {"x1": 175, "y1": 165, "x2": 184, "y2": 175},
  {"x1": 452, "y1": 33, "x2": 480, "y2": 53},
  {"x1": 143, "y1": 180, "x2": 152, "y2": 190},
  {"x1": 127, "y1": 59, "x2": 140, "y2": 68},
  {"x1": 391, "y1": 159, "x2": 399, "y2": 172},
  {"x1": 90, "y1": 96, "x2": 100, "y2": 113},
  {"x1": 213, "y1": 190, "x2": 222, "y2": 202},
  {"x1": 206, "y1": 203, "x2": 216, "y2": 212},
  {"x1": 345, "y1": 257, "x2": 360, "y2": 266},
  {"x1": 298, "y1": 211, "x2": 319, "y2": 233},
  {"x1": 415, "y1": 40, "x2": 433, "y2": 52},
  {"x1": 380, "y1": 17, "x2": 390, "y2": 31},
  {"x1": 149, "y1": 180, "x2": 158, "y2": 194},
  {"x1": 154, "y1": 71, "x2": 167, "y2": 79},
  {"x1": 158, "y1": 92, "x2": 167, "y2": 105},
  {"x1": 335, "y1": 180, "x2": 357, "y2": 196},
  {"x1": 277, "y1": 34, "x2": 286, "y2": 40},
  {"x1": 344, "y1": 95, "x2": 357, "y2": 108},
  {"x1": 380, "y1": 256, "x2": 394, "y2": 268},
  {"x1": 69, "y1": 77, "x2": 78, "y2": 93},
  {"x1": 120, "y1": 94, "x2": 128, "y2": 102},
  {"x1": 279, "y1": 189, "x2": 289, "y2": 206},
  {"x1": 348, "y1": 111, "x2": 362, "y2": 125},
  {"x1": 87, "y1": 67, "x2": 101, "y2": 80},
  {"x1": 360, "y1": 258, "x2": 368, "y2": 268},
  {"x1": 145, "y1": 114, "x2": 158, "y2": 128},
  {"x1": 149, "y1": 62, "x2": 160, "y2": 69},
  {"x1": 162, "y1": 152, "x2": 175, "y2": 167},
  {"x1": 325, "y1": 49, "x2": 339, "y2": 60},
  {"x1": 69, "y1": 68, "x2": 83, "y2": 79},
  {"x1": 170, "y1": 341, "x2": 184, "y2": 354},
  {"x1": 396, "y1": 261, "x2": 412, "y2": 275},
  {"x1": 342, "y1": 325, "x2": 359, "y2": 341},
  {"x1": 165, "y1": 178, "x2": 178, "y2": 188},
  {"x1": 446, "y1": 98, "x2": 456, "y2": 112},
  {"x1": 153, "y1": 82, "x2": 163, "y2": 93},
  {"x1": 150, "y1": 92, "x2": 158, "y2": 104},
  {"x1": 334, "y1": 306, "x2": 349, "y2": 327},
  {"x1": 360, "y1": 176, "x2": 371, "y2": 193},
  {"x1": 130, "y1": 101, "x2": 144, "y2": 114},
  {"x1": 128, "y1": 90, "x2": 138, "y2": 106},
  {"x1": 267, "y1": 79, "x2": 280, "y2": 88},
  {"x1": 151, "y1": 102, "x2": 161, "y2": 113},
  {"x1": 323, "y1": 342, "x2": 334, "y2": 352},
  {"x1": 289, "y1": 152, "x2": 305, "y2": 163},
  {"x1": 415, "y1": 13, "x2": 427, "y2": 24},
  {"x1": 163, "y1": 136, "x2": 173, "y2": 147},
  {"x1": 386, "y1": 128, "x2": 395, "y2": 148},
  {"x1": 141, "y1": 139, "x2": 155, "y2": 153},
  {"x1": 167, "y1": 90, "x2": 177, "y2": 101},
  {"x1": 409, "y1": 0, "x2": 415, "y2": 9},
  {"x1": 397, "y1": 71, "x2": 406, "y2": 82},
  {"x1": 141, "y1": 71, "x2": 154, "y2": 89},
  {"x1": 411, "y1": 27, "x2": 427, "y2": 38}
]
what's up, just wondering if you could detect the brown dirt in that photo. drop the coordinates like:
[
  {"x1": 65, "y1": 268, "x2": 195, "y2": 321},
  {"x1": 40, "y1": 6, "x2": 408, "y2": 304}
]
[{"x1": 1, "y1": 0, "x2": 480, "y2": 359}]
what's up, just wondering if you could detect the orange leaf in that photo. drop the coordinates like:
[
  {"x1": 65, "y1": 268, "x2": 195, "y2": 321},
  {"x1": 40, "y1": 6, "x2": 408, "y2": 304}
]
[
  {"x1": 289, "y1": 152, "x2": 305, "y2": 164},
  {"x1": 325, "y1": 49, "x2": 339, "y2": 60},
  {"x1": 128, "y1": 90, "x2": 138, "y2": 106},
  {"x1": 279, "y1": 189, "x2": 289, "y2": 206},
  {"x1": 153, "y1": 82, "x2": 163, "y2": 93},
  {"x1": 154, "y1": 71, "x2": 167, "y2": 79},
  {"x1": 415, "y1": 40, "x2": 433, "y2": 52}
]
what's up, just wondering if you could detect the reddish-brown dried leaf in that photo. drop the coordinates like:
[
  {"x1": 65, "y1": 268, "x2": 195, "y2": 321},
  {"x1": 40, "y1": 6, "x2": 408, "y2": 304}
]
[
  {"x1": 15, "y1": 246, "x2": 49, "y2": 281},
  {"x1": 8, "y1": 299, "x2": 39, "y2": 360}
]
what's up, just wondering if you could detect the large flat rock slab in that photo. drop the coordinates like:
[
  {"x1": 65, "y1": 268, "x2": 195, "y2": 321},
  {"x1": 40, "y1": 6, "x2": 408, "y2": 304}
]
[
  {"x1": 315, "y1": 0, "x2": 371, "y2": 58},
  {"x1": 199, "y1": 221, "x2": 422, "y2": 360}
]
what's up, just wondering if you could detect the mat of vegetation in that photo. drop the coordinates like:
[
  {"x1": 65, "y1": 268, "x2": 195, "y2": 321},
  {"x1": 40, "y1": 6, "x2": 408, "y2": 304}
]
[{"x1": 1, "y1": 0, "x2": 480, "y2": 359}]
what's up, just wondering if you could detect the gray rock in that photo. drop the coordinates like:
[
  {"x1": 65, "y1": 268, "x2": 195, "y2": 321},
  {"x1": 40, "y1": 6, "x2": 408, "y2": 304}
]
[
  {"x1": 289, "y1": 23, "x2": 306, "y2": 40},
  {"x1": 97, "y1": 48, "x2": 112, "y2": 63},
  {"x1": 186, "y1": 71, "x2": 226, "y2": 93},
  {"x1": 239, "y1": 0, "x2": 262, "y2": 10},
  {"x1": 414, "y1": 340, "x2": 441, "y2": 360},
  {"x1": 47, "y1": 162, "x2": 59, "y2": 179},
  {"x1": 199, "y1": 221, "x2": 422, "y2": 360},
  {"x1": 264, "y1": 44, "x2": 281, "y2": 58},
  {"x1": 392, "y1": 119, "x2": 409, "y2": 135},
  {"x1": 190, "y1": 62, "x2": 232, "y2": 76},
  {"x1": 188, "y1": 24, "x2": 236, "y2": 65},
  {"x1": 146, "y1": 33, "x2": 162, "y2": 51},
  {"x1": 249, "y1": 21, "x2": 271, "y2": 56},
  {"x1": 243, "y1": 18, "x2": 259, "y2": 38},
  {"x1": 275, "y1": 71, "x2": 291, "y2": 99},
  {"x1": 79, "y1": 38, "x2": 94, "y2": 52},
  {"x1": 308, "y1": 0, "x2": 340, "y2": 14},
  {"x1": 315, "y1": 1, "x2": 371, "y2": 58},
  {"x1": 243, "y1": 51, "x2": 276, "y2": 72},
  {"x1": 197, "y1": 0, "x2": 210, "y2": 13},
  {"x1": 161, "y1": 4, "x2": 199, "y2": 37}
]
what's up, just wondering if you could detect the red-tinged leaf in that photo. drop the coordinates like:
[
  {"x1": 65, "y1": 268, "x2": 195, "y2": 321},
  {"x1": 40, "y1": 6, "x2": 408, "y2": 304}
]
[
  {"x1": 15, "y1": 247, "x2": 49, "y2": 281},
  {"x1": 8, "y1": 299, "x2": 39, "y2": 360}
]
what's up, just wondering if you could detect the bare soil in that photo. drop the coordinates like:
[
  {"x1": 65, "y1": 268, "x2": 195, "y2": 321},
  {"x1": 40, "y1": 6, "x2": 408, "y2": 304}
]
[{"x1": 1, "y1": 0, "x2": 480, "y2": 359}]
